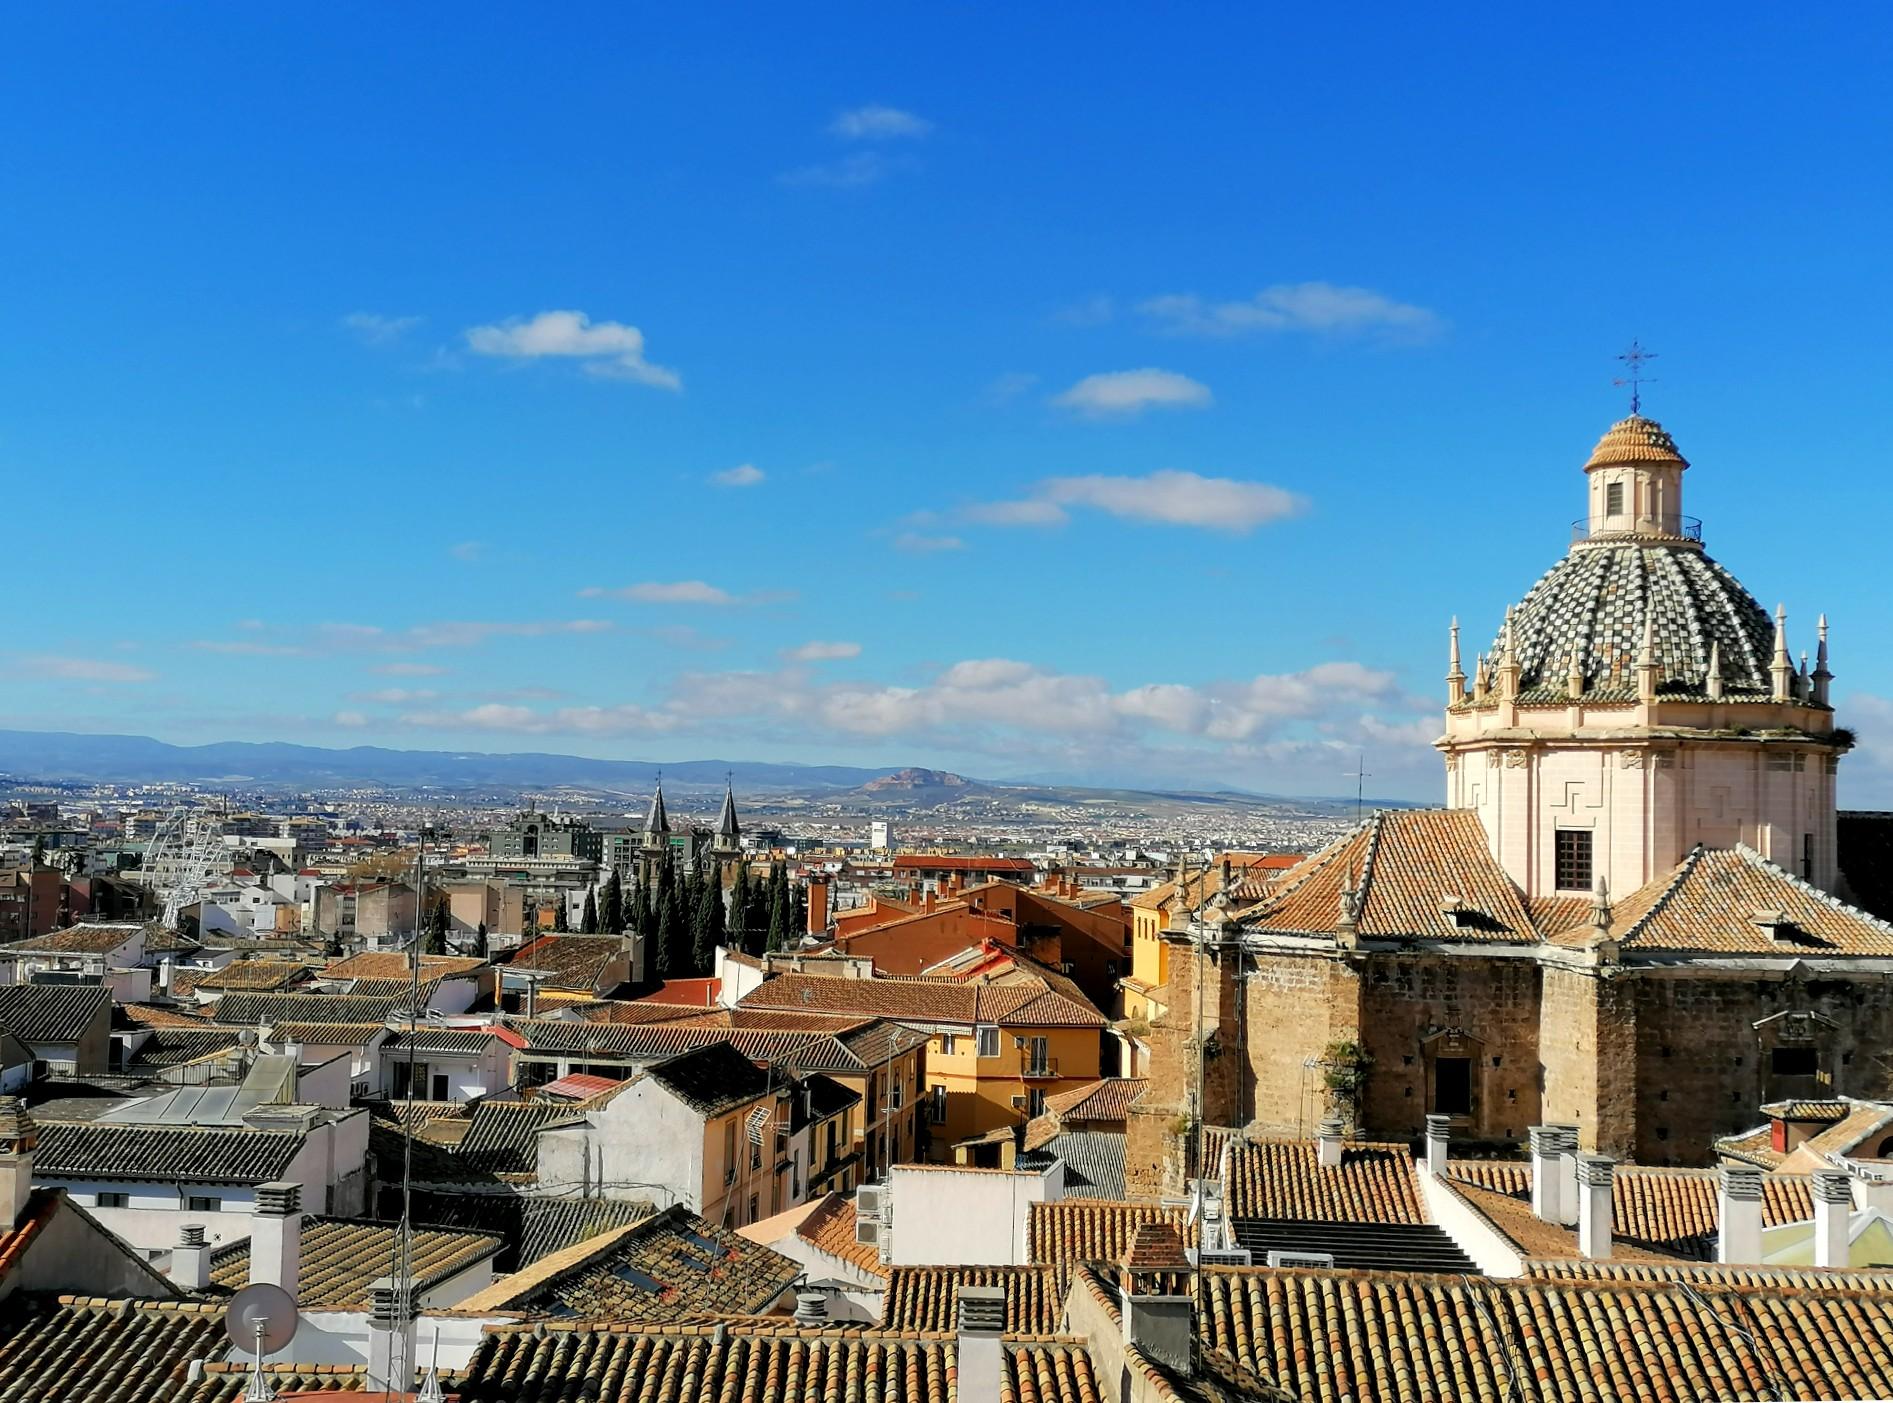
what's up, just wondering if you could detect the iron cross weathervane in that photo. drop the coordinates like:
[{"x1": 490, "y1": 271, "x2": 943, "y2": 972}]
[{"x1": 1614, "y1": 340, "x2": 1658, "y2": 415}]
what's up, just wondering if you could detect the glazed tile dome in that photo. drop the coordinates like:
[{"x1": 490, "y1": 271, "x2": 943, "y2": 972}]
[{"x1": 1489, "y1": 541, "x2": 1776, "y2": 699}]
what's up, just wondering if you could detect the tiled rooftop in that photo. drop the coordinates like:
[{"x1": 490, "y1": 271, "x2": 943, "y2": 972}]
[
  {"x1": 794, "y1": 1194, "x2": 885, "y2": 1277},
  {"x1": 505, "y1": 934, "x2": 627, "y2": 991},
  {"x1": 1027, "y1": 1199, "x2": 1193, "y2": 1268},
  {"x1": 1043, "y1": 1077, "x2": 1146, "y2": 1123},
  {"x1": 883, "y1": 1264, "x2": 1063, "y2": 1334},
  {"x1": 0, "y1": 1295, "x2": 229, "y2": 1403},
  {"x1": 208, "y1": 1216, "x2": 501, "y2": 1305},
  {"x1": 1223, "y1": 1138, "x2": 1427, "y2": 1224},
  {"x1": 37, "y1": 1121, "x2": 305, "y2": 1184}
]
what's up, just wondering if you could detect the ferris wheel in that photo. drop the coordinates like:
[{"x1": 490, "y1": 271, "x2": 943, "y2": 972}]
[{"x1": 144, "y1": 805, "x2": 229, "y2": 926}]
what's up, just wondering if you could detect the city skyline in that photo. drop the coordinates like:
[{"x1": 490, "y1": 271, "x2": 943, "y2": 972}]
[{"x1": 6, "y1": 8, "x2": 1893, "y2": 802}]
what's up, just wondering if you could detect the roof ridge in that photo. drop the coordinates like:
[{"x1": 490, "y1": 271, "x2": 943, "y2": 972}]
[
  {"x1": 1732, "y1": 842, "x2": 1893, "y2": 936},
  {"x1": 1618, "y1": 842, "x2": 1707, "y2": 943},
  {"x1": 1249, "y1": 821, "x2": 1372, "y2": 920}
]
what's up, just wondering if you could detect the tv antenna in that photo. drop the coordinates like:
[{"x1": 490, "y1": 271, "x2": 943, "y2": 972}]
[
  {"x1": 224, "y1": 1281, "x2": 299, "y2": 1403},
  {"x1": 1614, "y1": 340, "x2": 1658, "y2": 416},
  {"x1": 1345, "y1": 754, "x2": 1371, "y2": 825}
]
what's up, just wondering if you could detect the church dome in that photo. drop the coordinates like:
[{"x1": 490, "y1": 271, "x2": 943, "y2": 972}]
[
  {"x1": 1583, "y1": 414, "x2": 1689, "y2": 471},
  {"x1": 1491, "y1": 542, "x2": 1775, "y2": 698}
]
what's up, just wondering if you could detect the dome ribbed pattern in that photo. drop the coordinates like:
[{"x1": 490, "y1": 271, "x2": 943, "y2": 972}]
[
  {"x1": 1489, "y1": 542, "x2": 1775, "y2": 699},
  {"x1": 1584, "y1": 414, "x2": 1689, "y2": 471}
]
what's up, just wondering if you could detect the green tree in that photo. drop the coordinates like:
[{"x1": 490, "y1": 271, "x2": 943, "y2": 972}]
[
  {"x1": 553, "y1": 898, "x2": 570, "y2": 933},
  {"x1": 767, "y1": 861, "x2": 789, "y2": 952},
  {"x1": 423, "y1": 894, "x2": 450, "y2": 955},
  {"x1": 600, "y1": 869, "x2": 623, "y2": 933},
  {"x1": 693, "y1": 876, "x2": 725, "y2": 974},
  {"x1": 30, "y1": 835, "x2": 45, "y2": 867},
  {"x1": 581, "y1": 886, "x2": 599, "y2": 934},
  {"x1": 656, "y1": 886, "x2": 688, "y2": 980},
  {"x1": 729, "y1": 861, "x2": 753, "y2": 955}
]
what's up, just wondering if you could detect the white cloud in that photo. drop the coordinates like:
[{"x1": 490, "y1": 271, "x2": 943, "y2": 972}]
[
  {"x1": 958, "y1": 471, "x2": 1305, "y2": 535},
  {"x1": 712, "y1": 463, "x2": 765, "y2": 488},
  {"x1": 584, "y1": 581, "x2": 736, "y2": 605},
  {"x1": 779, "y1": 152, "x2": 911, "y2": 188},
  {"x1": 785, "y1": 640, "x2": 862, "y2": 662},
  {"x1": 894, "y1": 531, "x2": 965, "y2": 554},
  {"x1": 332, "y1": 711, "x2": 370, "y2": 728},
  {"x1": 342, "y1": 312, "x2": 422, "y2": 344},
  {"x1": 449, "y1": 541, "x2": 485, "y2": 561},
  {"x1": 373, "y1": 662, "x2": 450, "y2": 677},
  {"x1": 400, "y1": 701, "x2": 678, "y2": 737},
  {"x1": 830, "y1": 104, "x2": 934, "y2": 140},
  {"x1": 1052, "y1": 368, "x2": 1212, "y2": 418},
  {"x1": 1139, "y1": 282, "x2": 1442, "y2": 342},
  {"x1": 17, "y1": 655, "x2": 154, "y2": 684},
  {"x1": 351, "y1": 688, "x2": 438, "y2": 704},
  {"x1": 464, "y1": 310, "x2": 680, "y2": 390}
]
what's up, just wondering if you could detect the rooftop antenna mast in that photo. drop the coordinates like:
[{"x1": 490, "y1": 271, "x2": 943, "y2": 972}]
[
  {"x1": 1345, "y1": 754, "x2": 1371, "y2": 825},
  {"x1": 1614, "y1": 340, "x2": 1659, "y2": 416}
]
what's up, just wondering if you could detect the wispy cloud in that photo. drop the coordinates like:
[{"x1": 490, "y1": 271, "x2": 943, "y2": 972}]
[
  {"x1": 464, "y1": 310, "x2": 680, "y2": 390},
  {"x1": 399, "y1": 701, "x2": 679, "y2": 737},
  {"x1": 350, "y1": 687, "x2": 439, "y2": 704},
  {"x1": 784, "y1": 640, "x2": 862, "y2": 662},
  {"x1": 333, "y1": 710, "x2": 370, "y2": 728},
  {"x1": 779, "y1": 152, "x2": 913, "y2": 188},
  {"x1": 959, "y1": 471, "x2": 1305, "y2": 535},
  {"x1": 829, "y1": 104, "x2": 934, "y2": 140},
  {"x1": 449, "y1": 541, "x2": 485, "y2": 562},
  {"x1": 1052, "y1": 368, "x2": 1212, "y2": 418},
  {"x1": 342, "y1": 312, "x2": 422, "y2": 345},
  {"x1": 981, "y1": 371, "x2": 1040, "y2": 406},
  {"x1": 1052, "y1": 294, "x2": 1116, "y2": 327},
  {"x1": 893, "y1": 531, "x2": 965, "y2": 554},
  {"x1": 17, "y1": 655, "x2": 155, "y2": 684},
  {"x1": 191, "y1": 619, "x2": 613, "y2": 657},
  {"x1": 580, "y1": 580, "x2": 793, "y2": 606},
  {"x1": 1139, "y1": 282, "x2": 1443, "y2": 342},
  {"x1": 963, "y1": 499, "x2": 1069, "y2": 527},
  {"x1": 372, "y1": 662, "x2": 450, "y2": 677},
  {"x1": 711, "y1": 463, "x2": 765, "y2": 488}
]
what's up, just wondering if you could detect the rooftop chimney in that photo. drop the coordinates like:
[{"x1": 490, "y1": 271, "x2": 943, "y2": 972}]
[
  {"x1": 249, "y1": 1181, "x2": 302, "y2": 1297},
  {"x1": 1423, "y1": 1114, "x2": 1450, "y2": 1178},
  {"x1": 0, "y1": 1097, "x2": 38, "y2": 1227},
  {"x1": 1813, "y1": 1168, "x2": 1853, "y2": 1269},
  {"x1": 172, "y1": 1223, "x2": 212, "y2": 1291},
  {"x1": 1118, "y1": 1224, "x2": 1195, "y2": 1377},
  {"x1": 1576, "y1": 1153, "x2": 1615, "y2": 1259},
  {"x1": 1553, "y1": 1124, "x2": 1581, "y2": 1227},
  {"x1": 1317, "y1": 1115, "x2": 1344, "y2": 1170},
  {"x1": 366, "y1": 1277, "x2": 417, "y2": 1394},
  {"x1": 1528, "y1": 1126, "x2": 1563, "y2": 1224},
  {"x1": 1717, "y1": 1165, "x2": 1764, "y2": 1265},
  {"x1": 794, "y1": 1289, "x2": 829, "y2": 1325},
  {"x1": 957, "y1": 1285, "x2": 1006, "y2": 1403}
]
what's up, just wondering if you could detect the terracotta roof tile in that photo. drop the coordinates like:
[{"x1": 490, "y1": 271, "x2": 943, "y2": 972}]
[
  {"x1": 0, "y1": 1295, "x2": 229, "y2": 1403},
  {"x1": 1028, "y1": 1199, "x2": 1194, "y2": 1268},
  {"x1": 795, "y1": 1195, "x2": 886, "y2": 1278},
  {"x1": 209, "y1": 1217, "x2": 501, "y2": 1305},
  {"x1": 1223, "y1": 1138, "x2": 1427, "y2": 1223},
  {"x1": 883, "y1": 1265, "x2": 1063, "y2": 1334},
  {"x1": 322, "y1": 951, "x2": 487, "y2": 981},
  {"x1": 1042, "y1": 1077, "x2": 1146, "y2": 1124}
]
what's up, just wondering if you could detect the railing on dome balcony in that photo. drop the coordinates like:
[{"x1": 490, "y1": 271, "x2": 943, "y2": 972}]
[{"x1": 1571, "y1": 515, "x2": 1702, "y2": 545}]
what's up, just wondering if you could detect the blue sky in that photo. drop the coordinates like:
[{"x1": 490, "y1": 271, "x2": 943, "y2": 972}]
[{"x1": 4, "y1": 6, "x2": 1893, "y2": 801}]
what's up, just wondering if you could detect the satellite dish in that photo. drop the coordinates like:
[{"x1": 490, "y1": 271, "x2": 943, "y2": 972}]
[{"x1": 225, "y1": 1281, "x2": 299, "y2": 1355}]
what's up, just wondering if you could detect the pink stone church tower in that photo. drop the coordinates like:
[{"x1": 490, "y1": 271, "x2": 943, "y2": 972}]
[{"x1": 1438, "y1": 414, "x2": 1849, "y2": 901}]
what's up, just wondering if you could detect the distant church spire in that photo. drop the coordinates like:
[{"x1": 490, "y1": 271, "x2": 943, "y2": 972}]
[
  {"x1": 716, "y1": 775, "x2": 742, "y2": 849},
  {"x1": 643, "y1": 776, "x2": 670, "y2": 843}
]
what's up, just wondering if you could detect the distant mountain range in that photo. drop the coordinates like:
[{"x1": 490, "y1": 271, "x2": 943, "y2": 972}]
[{"x1": 0, "y1": 727, "x2": 1372, "y2": 816}]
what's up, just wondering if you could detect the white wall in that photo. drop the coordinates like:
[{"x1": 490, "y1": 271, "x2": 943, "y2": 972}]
[
  {"x1": 1416, "y1": 1165, "x2": 1527, "y2": 1277},
  {"x1": 535, "y1": 1083, "x2": 705, "y2": 1208},
  {"x1": 886, "y1": 1161, "x2": 1065, "y2": 1266}
]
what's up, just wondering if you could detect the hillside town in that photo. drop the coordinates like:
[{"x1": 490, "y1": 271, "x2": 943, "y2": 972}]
[{"x1": 4, "y1": 410, "x2": 1893, "y2": 1401}]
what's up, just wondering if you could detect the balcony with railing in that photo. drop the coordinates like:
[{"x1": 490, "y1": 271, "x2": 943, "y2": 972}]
[
  {"x1": 1020, "y1": 1054, "x2": 1059, "y2": 1080},
  {"x1": 1571, "y1": 514, "x2": 1701, "y2": 545}
]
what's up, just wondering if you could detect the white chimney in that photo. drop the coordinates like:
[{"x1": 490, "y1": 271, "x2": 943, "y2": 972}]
[
  {"x1": 794, "y1": 1289, "x2": 829, "y2": 1325},
  {"x1": 1121, "y1": 1281, "x2": 1195, "y2": 1376},
  {"x1": 1813, "y1": 1168, "x2": 1853, "y2": 1270},
  {"x1": 1576, "y1": 1153, "x2": 1615, "y2": 1260},
  {"x1": 1554, "y1": 1124, "x2": 1581, "y2": 1227},
  {"x1": 956, "y1": 1285, "x2": 1005, "y2": 1403},
  {"x1": 1716, "y1": 1165, "x2": 1764, "y2": 1265},
  {"x1": 172, "y1": 1223, "x2": 212, "y2": 1291},
  {"x1": 367, "y1": 1277, "x2": 418, "y2": 1393},
  {"x1": 1423, "y1": 1114, "x2": 1450, "y2": 1177},
  {"x1": 249, "y1": 1181, "x2": 302, "y2": 1296},
  {"x1": 1316, "y1": 1115, "x2": 1344, "y2": 1170},
  {"x1": 1528, "y1": 1126, "x2": 1562, "y2": 1224},
  {"x1": 0, "y1": 1097, "x2": 37, "y2": 1227},
  {"x1": 158, "y1": 957, "x2": 174, "y2": 996}
]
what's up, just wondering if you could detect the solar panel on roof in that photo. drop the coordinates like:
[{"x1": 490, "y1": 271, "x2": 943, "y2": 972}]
[{"x1": 611, "y1": 1265, "x2": 666, "y2": 1293}]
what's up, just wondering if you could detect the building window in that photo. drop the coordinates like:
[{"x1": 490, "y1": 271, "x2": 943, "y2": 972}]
[
  {"x1": 97, "y1": 1192, "x2": 129, "y2": 1209},
  {"x1": 186, "y1": 1195, "x2": 222, "y2": 1213},
  {"x1": 1433, "y1": 1058, "x2": 1472, "y2": 1117},
  {"x1": 1772, "y1": 1046, "x2": 1819, "y2": 1078},
  {"x1": 747, "y1": 1194, "x2": 758, "y2": 1224},
  {"x1": 939, "y1": 1033, "x2": 956, "y2": 1056},
  {"x1": 1027, "y1": 1089, "x2": 1046, "y2": 1116},
  {"x1": 1804, "y1": 833, "x2": 1815, "y2": 882},
  {"x1": 1605, "y1": 481, "x2": 1624, "y2": 516},
  {"x1": 930, "y1": 1084, "x2": 948, "y2": 1124},
  {"x1": 975, "y1": 1025, "x2": 1000, "y2": 1059},
  {"x1": 1554, "y1": 830, "x2": 1593, "y2": 893}
]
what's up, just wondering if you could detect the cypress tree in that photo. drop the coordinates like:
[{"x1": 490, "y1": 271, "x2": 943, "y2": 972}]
[
  {"x1": 767, "y1": 861, "x2": 789, "y2": 952},
  {"x1": 730, "y1": 861, "x2": 753, "y2": 955},
  {"x1": 791, "y1": 879, "x2": 807, "y2": 941},
  {"x1": 693, "y1": 876, "x2": 724, "y2": 974},
  {"x1": 424, "y1": 895, "x2": 449, "y2": 955},
  {"x1": 553, "y1": 898, "x2": 570, "y2": 933},
  {"x1": 581, "y1": 886, "x2": 599, "y2": 934},
  {"x1": 600, "y1": 869, "x2": 623, "y2": 933},
  {"x1": 654, "y1": 889, "x2": 677, "y2": 978}
]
